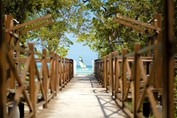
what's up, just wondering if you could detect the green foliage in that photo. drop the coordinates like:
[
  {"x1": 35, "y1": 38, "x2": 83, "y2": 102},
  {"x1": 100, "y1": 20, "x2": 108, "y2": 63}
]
[
  {"x1": 3, "y1": 0, "x2": 81, "y2": 56},
  {"x1": 3, "y1": 0, "x2": 177, "y2": 58},
  {"x1": 76, "y1": 0, "x2": 163, "y2": 57},
  {"x1": 3, "y1": 0, "x2": 43, "y2": 22}
]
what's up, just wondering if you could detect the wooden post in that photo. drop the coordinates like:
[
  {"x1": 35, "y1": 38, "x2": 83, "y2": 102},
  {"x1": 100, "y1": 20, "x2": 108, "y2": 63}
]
[
  {"x1": 162, "y1": 0, "x2": 174, "y2": 118},
  {"x1": 114, "y1": 51, "x2": 119, "y2": 99},
  {"x1": 65, "y1": 59, "x2": 67, "y2": 84},
  {"x1": 53, "y1": 53, "x2": 57, "y2": 95},
  {"x1": 68, "y1": 60, "x2": 71, "y2": 80},
  {"x1": 28, "y1": 43, "x2": 36, "y2": 118},
  {"x1": 99, "y1": 60, "x2": 101, "y2": 81},
  {"x1": 70, "y1": 60, "x2": 72, "y2": 78},
  {"x1": 106, "y1": 55, "x2": 109, "y2": 91},
  {"x1": 133, "y1": 43, "x2": 141, "y2": 117},
  {"x1": 66, "y1": 59, "x2": 68, "y2": 83},
  {"x1": 97, "y1": 61, "x2": 99, "y2": 80},
  {"x1": 67, "y1": 59, "x2": 69, "y2": 82},
  {"x1": 50, "y1": 51, "x2": 55, "y2": 94},
  {"x1": 63, "y1": 58, "x2": 65, "y2": 85},
  {"x1": 68, "y1": 59, "x2": 70, "y2": 80},
  {"x1": 70, "y1": 59, "x2": 73, "y2": 78},
  {"x1": 64, "y1": 58, "x2": 67, "y2": 83},
  {"x1": 112, "y1": 51, "x2": 118, "y2": 98},
  {"x1": 62, "y1": 58, "x2": 64, "y2": 85},
  {"x1": 68, "y1": 60, "x2": 70, "y2": 79},
  {"x1": 103, "y1": 56, "x2": 107, "y2": 88},
  {"x1": 122, "y1": 49, "x2": 127, "y2": 104},
  {"x1": 55, "y1": 53, "x2": 59, "y2": 95},
  {"x1": 65, "y1": 58, "x2": 68, "y2": 84},
  {"x1": 154, "y1": 14, "x2": 162, "y2": 89},
  {"x1": 61, "y1": 58, "x2": 64, "y2": 87},
  {"x1": 69, "y1": 60, "x2": 71, "y2": 79},
  {"x1": 0, "y1": 4, "x2": 7, "y2": 117},
  {"x1": 58, "y1": 56, "x2": 62, "y2": 88},
  {"x1": 109, "y1": 53, "x2": 113, "y2": 96},
  {"x1": 65, "y1": 59, "x2": 68, "y2": 83},
  {"x1": 42, "y1": 49, "x2": 48, "y2": 108}
]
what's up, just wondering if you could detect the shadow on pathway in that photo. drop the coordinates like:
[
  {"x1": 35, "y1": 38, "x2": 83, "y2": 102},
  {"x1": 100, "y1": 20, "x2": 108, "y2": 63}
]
[{"x1": 37, "y1": 74, "x2": 128, "y2": 118}]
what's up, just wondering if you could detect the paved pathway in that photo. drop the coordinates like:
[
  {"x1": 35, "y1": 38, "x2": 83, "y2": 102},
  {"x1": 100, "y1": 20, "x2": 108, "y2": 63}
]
[{"x1": 37, "y1": 74, "x2": 128, "y2": 118}]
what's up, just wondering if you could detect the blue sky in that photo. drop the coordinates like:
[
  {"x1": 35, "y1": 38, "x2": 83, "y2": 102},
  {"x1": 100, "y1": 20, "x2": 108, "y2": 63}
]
[{"x1": 66, "y1": 34, "x2": 98, "y2": 66}]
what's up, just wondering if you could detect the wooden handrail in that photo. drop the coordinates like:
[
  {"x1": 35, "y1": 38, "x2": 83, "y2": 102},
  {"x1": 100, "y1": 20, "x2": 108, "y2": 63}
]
[
  {"x1": 6, "y1": 14, "x2": 52, "y2": 32},
  {"x1": 5, "y1": 42, "x2": 74, "y2": 117},
  {"x1": 3, "y1": 14, "x2": 74, "y2": 118},
  {"x1": 113, "y1": 18, "x2": 145, "y2": 32},
  {"x1": 94, "y1": 39, "x2": 174, "y2": 117},
  {"x1": 20, "y1": 20, "x2": 53, "y2": 34},
  {"x1": 116, "y1": 14, "x2": 161, "y2": 31},
  {"x1": 95, "y1": 14, "x2": 166, "y2": 118}
]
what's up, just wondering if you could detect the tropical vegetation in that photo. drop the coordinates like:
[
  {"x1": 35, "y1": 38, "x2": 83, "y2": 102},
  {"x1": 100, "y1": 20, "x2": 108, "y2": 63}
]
[{"x1": 2, "y1": 0, "x2": 177, "y2": 116}]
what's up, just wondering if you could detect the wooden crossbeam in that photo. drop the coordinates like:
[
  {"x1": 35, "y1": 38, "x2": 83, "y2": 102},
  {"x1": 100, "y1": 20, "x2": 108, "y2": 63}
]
[
  {"x1": 6, "y1": 14, "x2": 52, "y2": 32},
  {"x1": 138, "y1": 57, "x2": 147, "y2": 81},
  {"x1": 147, "y1": 88, "x2": 161, "y2": 118},
  {"x1": 124, "y1": 59, "x2": 133, "y2": 100},
  {"x1": 114, "y1": 18, "x2": 145, "y2": 32},
  {"x1": 116, "y1": 14, "x2": 161, "y2": 31},
  {"x1": 14, "y1": 55, "x2": 34, "y2": 113},
  {"x1": 130, "y1": 68, "x2": 135, "y2": 103},
  {"x1": 6, "y1": 54, "x2": 34, "y2": 114},
  {"x1": 126, "y1": 60, "x2": 131, "y2": 77},
  {"x1": 136, "y1": 58, "x2": 153, "y2": 111},
  {"x1": 34, "y1": 58, "x2": 46, "y2": 102},
  {"x1": 20, "y1": 20, "x2": 53, "y2": 34}
]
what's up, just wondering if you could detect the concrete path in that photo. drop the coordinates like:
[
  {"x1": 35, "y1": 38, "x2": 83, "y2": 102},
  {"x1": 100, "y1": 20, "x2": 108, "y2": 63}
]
[{"x1": 37, "y1": 74, "x2": 128, "y2": 118}]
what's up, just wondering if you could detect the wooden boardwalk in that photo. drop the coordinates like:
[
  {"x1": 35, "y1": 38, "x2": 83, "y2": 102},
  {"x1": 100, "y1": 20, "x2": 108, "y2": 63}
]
[{"x1": 37, "y1": 74, "x2": 128, "y2": 118}]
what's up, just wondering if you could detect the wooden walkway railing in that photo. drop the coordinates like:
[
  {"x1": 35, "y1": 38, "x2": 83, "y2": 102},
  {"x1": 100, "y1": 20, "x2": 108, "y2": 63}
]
[
  {"x1": 94, "y1": 43, "x2": 163, "y2": 118},
  {"x1": 0, "y1": 14, "x2": 74, "y2": 118},
  {"x1": 94, "y1": 1, "x2": 175, "y2": 117},
  {"x1": 95, "y1": 41, "x2": 175, "y2": 118}
]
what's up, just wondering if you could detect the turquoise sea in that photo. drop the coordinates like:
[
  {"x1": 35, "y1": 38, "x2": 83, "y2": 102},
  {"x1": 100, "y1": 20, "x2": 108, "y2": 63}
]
[
  {"x1": 75, "y1": 65, "x2": 93, "y2": 75},
  {"x1": 37, "y1": 63, "x2": 94, "y2": 75}
]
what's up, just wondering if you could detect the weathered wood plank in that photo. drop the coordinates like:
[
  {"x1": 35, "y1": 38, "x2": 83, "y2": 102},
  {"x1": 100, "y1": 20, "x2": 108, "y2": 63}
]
[
  {"x1": 20, "y1": 20, "x2": 53, "y2": 34},
  {"x1": 6, "y1": 14, "x2": 52, "y2": 31},
  {"x1": 116, "y1": 14, "x2": 161, "y2": 31},
  {"x1": 114, "y1": 18, "x2": 145, "y2": 32},
  {"x1": 29, "y1": 43, "x2": 36, "y2": 118},
  {"x1": 133, "y1": 43, "x2": 141, "y2": 117}
]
